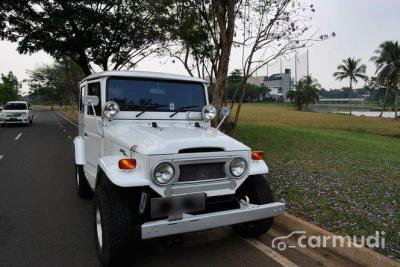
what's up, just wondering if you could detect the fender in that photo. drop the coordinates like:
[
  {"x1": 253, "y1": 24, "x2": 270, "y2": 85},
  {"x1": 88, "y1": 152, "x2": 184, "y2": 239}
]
[
  {"x1": 98, "y1": 156, "x2": 150, "y2": 187},
  {"x1": 248, "y1": 159, "x2": 269, "y2": 176},
  {"x1": 73, "y1": 136, "x2": 85, "y2": 165}
]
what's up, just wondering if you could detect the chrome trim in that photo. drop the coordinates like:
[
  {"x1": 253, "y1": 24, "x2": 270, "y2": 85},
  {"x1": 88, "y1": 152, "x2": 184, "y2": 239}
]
[
  {"x1": 141, "y1": 201, "x2": 286, "y2": 239},
  {"x1": 150, "y1": 156, "x2": 249, "y2": 186},
  {"x1": 170, "y1": 180, "x2": 237, "y2": 195},
  {"x1": 152, "y1": 162, "x2": 177, "y2": 186}
]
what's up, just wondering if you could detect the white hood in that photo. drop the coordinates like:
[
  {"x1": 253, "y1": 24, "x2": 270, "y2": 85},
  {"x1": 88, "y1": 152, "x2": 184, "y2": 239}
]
[{"x1": 106, "y1": 122, "x2": 249, "y2": 155}]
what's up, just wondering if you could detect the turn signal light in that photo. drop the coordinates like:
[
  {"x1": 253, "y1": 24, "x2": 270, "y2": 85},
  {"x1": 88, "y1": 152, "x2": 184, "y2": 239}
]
[
  {"x1": 119, "y1": 159, "x2": 137, "y2": 170},
  {"x1": 251, "y1": 151, "x2": 264, "y2": 160}
]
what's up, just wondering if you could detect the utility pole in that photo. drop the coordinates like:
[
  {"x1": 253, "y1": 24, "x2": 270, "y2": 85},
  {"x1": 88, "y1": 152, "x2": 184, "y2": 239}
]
[
  {"x1": 294, "y1": 51, "x2": 298, "y2": 86},
  {"x1": 307, "y1": 49, "x2": 310, "y2": 76}
]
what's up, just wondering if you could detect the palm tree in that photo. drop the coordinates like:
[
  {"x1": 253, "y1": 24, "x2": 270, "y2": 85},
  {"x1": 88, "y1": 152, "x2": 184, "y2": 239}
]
[
  {"x1": 301, "y1": 75, "x2": 321, "y2": 107},
  {"x1": 371, "y1": 41, "x2": 400, "y2": 118},
  {"x1": 287, "y1": 75, "x2": 320, "y2": 110},
  {"x1": 333, "y1": 58, "x2": 368, "y2": 115}
]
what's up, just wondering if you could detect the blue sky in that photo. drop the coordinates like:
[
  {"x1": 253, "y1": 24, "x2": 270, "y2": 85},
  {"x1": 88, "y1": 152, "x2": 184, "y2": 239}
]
[{"x1": 1, "y1": 0, "x2": 399, "y2": 92}]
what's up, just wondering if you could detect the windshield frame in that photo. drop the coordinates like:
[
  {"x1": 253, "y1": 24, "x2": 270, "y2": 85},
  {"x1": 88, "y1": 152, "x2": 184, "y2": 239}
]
[{"x1": 105, "y1": 76, "x2": 207, "y2": 117}]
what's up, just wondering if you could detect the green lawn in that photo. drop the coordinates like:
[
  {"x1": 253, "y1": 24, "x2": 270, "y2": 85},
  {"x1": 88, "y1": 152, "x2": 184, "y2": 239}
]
[{"x1": 235, "y1": 104, "x2": 400, "y2": 259}]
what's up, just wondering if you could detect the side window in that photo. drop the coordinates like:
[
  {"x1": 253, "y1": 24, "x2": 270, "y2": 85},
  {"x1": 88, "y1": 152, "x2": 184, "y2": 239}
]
[
  {"x1": 87, "y1": 82, "x2": 101, "y2": 116},
  {"x1": 79, "y1": 86, "x2": 85, "y2": 114}
]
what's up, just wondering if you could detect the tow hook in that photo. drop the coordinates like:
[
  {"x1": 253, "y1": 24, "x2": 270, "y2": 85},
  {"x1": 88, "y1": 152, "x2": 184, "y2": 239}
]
[{"x1": 240, "y1": 196, "x2": 250, "y2": 206}]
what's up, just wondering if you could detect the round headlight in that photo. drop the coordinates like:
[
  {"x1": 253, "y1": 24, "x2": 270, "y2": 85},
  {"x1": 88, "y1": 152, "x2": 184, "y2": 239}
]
[
  {"x1": 153, "y1": 162, "x2": 175, "y2": 185},
  {"x1": 103, "y1": 101, "x2": 120, "y2": 120},
  {"x1": 202, "y1": 105, "x2": 217, "y2": 121},
  {"x1": 230, "y1": 158, "x2": 247, "y2": 177}
]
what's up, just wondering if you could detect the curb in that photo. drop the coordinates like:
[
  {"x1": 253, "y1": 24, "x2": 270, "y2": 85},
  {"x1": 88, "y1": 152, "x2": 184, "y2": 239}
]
[{"x1": 274, "y1": 213, "x2": 399, "y2": 267}]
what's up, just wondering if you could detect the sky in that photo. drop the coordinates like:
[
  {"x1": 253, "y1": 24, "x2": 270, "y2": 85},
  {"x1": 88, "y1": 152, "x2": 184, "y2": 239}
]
[{"x1": 1, "y1": 0, "x2": 400, "y2": 93}]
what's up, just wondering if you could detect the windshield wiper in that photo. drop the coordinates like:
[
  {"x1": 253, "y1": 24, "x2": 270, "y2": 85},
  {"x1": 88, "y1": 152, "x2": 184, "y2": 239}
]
[
  {"x1": 169, "y1": 105, "x2": 199, "y2": 118},
  {"x1": 136, "y1": 103, "x2": 168, "y2": 117}
]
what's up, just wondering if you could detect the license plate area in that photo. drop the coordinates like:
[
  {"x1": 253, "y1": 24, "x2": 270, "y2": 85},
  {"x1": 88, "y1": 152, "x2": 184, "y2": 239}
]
[{"x1": 151, "y1": 193, "x2": 205, "y2": 219}]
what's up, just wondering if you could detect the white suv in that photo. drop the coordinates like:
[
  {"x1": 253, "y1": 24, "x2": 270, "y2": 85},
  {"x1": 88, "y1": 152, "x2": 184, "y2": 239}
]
[
  {"x1": 0, "y1": 101, "x2": 33, "y2": 126},
  {"x1": 73, "y1": 71, "x2": 285, "y2": 266}
]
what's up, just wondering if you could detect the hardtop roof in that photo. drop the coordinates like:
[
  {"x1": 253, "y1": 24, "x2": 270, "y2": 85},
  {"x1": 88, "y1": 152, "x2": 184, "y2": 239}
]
[{"x1": 81, "y1": 71, "x2": 207, "y2": 84}]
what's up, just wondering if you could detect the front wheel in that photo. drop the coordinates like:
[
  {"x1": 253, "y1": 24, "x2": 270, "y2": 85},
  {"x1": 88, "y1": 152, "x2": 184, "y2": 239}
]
[
  {"x1": 232, "y1": 175, "x2": 274, "y2": 238},
  {"x1": 95, "y1": 175, "x2": 142, "y2": 266}
]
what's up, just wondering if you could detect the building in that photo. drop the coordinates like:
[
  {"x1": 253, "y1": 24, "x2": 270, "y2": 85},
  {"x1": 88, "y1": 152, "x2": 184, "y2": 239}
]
[{"x1": 247, "y1": 69, "x2": 293, "y2": 101}]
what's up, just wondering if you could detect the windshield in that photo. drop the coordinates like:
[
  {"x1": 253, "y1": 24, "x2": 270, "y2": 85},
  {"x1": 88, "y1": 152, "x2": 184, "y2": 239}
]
[
  {"x1": 4, "y1": 103, "x2": 27, "y2": 110},
  {"x1": 106, "y1": 78, "x2": 206, "y2": 112}
]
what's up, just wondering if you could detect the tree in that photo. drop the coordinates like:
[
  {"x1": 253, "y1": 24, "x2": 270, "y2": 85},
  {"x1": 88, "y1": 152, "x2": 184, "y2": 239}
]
[
  {"x1": 333, "y1": 58, "x2": 368, "y2": 115},
  {"x1": 370, "y1": 41, "x2": 400, "y2": 118},
  {"x1": 168, "y1": 1, "x2": 330, "y2": 134},
  {"x1": 0, "y1": 71, "x2": 21, "y2": 104},
  {"x1": 165, "y1": 1, "x2": 240, "y2": 126},
  {"x1": 27, "y1": 59, "x2": 85, "y2": 107},
  {"x1": 0, "y1": 1, "x2": 171, "y2": 75},
  {"x1": 287, "y1": 75, "x2": 320, "y2": 110}
]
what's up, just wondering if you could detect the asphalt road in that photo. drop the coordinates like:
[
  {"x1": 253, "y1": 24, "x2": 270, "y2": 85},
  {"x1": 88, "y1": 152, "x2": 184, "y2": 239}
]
[{"x1": 0, "y1": 110, "x2": 354, "y2": 267}]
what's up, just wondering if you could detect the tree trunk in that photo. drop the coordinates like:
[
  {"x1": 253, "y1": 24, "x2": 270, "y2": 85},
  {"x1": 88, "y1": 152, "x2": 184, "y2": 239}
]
[
  {"x1": 349, "y1": 79, "x2": 353, "y2": 115},
  {"x1": 211, "y1": 0, "x2": 236, "y2": 127},
  {"x1": 230, "y1": 79, "x2": 247, "y2": 136},
  {"x1": 380, "y1": 85, "x2": 389, "y2": 117},
  {"x1": 394, "y1": 88, "x2": 399, "y2": 118}
]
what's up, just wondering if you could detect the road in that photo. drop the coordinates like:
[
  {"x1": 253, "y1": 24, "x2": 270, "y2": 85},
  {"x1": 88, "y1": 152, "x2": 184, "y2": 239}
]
[{"x1": 0, "y1": 110, "x2": 356, "y2": 267}]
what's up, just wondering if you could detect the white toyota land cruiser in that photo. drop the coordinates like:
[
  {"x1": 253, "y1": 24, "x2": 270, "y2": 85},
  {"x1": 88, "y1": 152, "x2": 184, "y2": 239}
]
[{"x1": 73, "y1": 71, "x2": 285, "y2": 265}]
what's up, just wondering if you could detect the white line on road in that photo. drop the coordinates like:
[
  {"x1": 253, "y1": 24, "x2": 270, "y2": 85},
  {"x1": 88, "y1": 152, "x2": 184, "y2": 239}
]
[
  {"x1": 15, "y1": 133, "x2": 23, "y2": 141},
  {"x1": 55, "y1": 111, "x2": 78, "y2": 128},
  {"x1": 243, "y1": 238, "x2": 299, "y2": 267},
  {"x1": 0, "y1": 155, "x2": 3, "y2": 160}
]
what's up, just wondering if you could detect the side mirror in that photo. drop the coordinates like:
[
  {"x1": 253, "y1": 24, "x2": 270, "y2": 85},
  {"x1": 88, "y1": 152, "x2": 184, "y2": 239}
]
[
  {"x1": 220, "y1": 107, "x2": 230, "y2": 118},
  {"x1": 216, "y1": 106, "x2": 230, "y2": 130},
  {"x1": 82, "y1": 95, "x2": 99, "y2": 106}
]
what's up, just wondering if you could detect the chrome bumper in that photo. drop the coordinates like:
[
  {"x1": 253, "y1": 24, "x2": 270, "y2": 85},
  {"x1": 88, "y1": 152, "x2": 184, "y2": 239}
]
[{"x1": 141, "y1": 201, "x2": 285, "y2": 239}]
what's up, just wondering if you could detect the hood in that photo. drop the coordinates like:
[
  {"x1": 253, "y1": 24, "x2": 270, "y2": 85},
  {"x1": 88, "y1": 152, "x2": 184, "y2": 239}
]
[
  {"x1": 106, "y1": 123, "x2": 249, "y2": 155},
  {"x1": 1, "y1": 110, "x2": 28, "y2": 115}
]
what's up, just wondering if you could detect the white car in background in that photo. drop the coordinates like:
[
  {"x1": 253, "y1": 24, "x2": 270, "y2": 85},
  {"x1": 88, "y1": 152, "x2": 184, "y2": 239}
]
[{"x1": 0, "y1": 101, "x2": 33, "y2": 126}]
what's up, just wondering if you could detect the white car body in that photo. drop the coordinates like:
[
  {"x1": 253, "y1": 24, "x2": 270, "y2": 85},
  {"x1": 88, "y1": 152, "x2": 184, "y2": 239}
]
[
  {"x1": 0, "y1": 101, "x2": 33, "y2": 125},
  {"x1": 73, "y1": 71, "x2": 285, "y2": 241}
]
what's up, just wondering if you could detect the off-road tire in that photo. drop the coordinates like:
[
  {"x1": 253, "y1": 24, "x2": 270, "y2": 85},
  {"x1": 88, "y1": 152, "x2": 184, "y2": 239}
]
[
  {"x1": 75, "y1": 164, "x2": 93, "y2": 199},
  {"x1": 232, "y1": 175, "x2": 274, "y2": 238},
  {"x1": 95, "y1": 175, "x2": 142, "y2": 266}
]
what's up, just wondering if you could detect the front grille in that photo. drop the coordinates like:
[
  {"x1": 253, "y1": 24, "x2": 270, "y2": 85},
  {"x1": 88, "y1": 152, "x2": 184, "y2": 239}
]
[{"x1": 178, "y1": 162, "x2": 226, "y2": 183}]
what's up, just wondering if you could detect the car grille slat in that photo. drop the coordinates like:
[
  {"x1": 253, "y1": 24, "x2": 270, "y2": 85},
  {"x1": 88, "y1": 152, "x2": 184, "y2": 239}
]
[{"x1": 178, "y1": 162, "x2": 226, "y2": 183}]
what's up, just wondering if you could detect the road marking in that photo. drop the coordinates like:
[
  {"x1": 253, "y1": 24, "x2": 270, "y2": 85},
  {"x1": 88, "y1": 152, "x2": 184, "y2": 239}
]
[
  {"x1": 15, "y1": 133, "x2": 23, "y2": 140},
  {"x1": 243, "y1": 238, "x2": 299, "y2": 267},
  {"x1": 68, "y1": 136, "x2": 72, "y2": 139},
  {"x1": 0, "y1": 155, "x2": 3, "y2": 160},
  {"x1": 55, "y1": 111, "x2": 78, "y2": 128}
]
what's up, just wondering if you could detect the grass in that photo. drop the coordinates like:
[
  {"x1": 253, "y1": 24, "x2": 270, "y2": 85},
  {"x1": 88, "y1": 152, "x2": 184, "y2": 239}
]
[
  {"x1": 235, "y1": 103, "x2": 400, "y2": 260},
  {"x1": 235, "y1": 103, "x2": 400, "y2": 137}
]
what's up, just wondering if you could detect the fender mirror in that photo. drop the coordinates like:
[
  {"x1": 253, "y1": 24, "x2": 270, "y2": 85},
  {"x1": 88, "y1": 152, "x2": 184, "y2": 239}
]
[
  {"x1": 82, "y1": 95, "x2": 99, "y2": 106},
  {"x1": 220, "y1": 107, "x2": 230, "y2": 118},
  {"x1": 217, "y1": 106, "x2": 230, "y2": 130}
]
